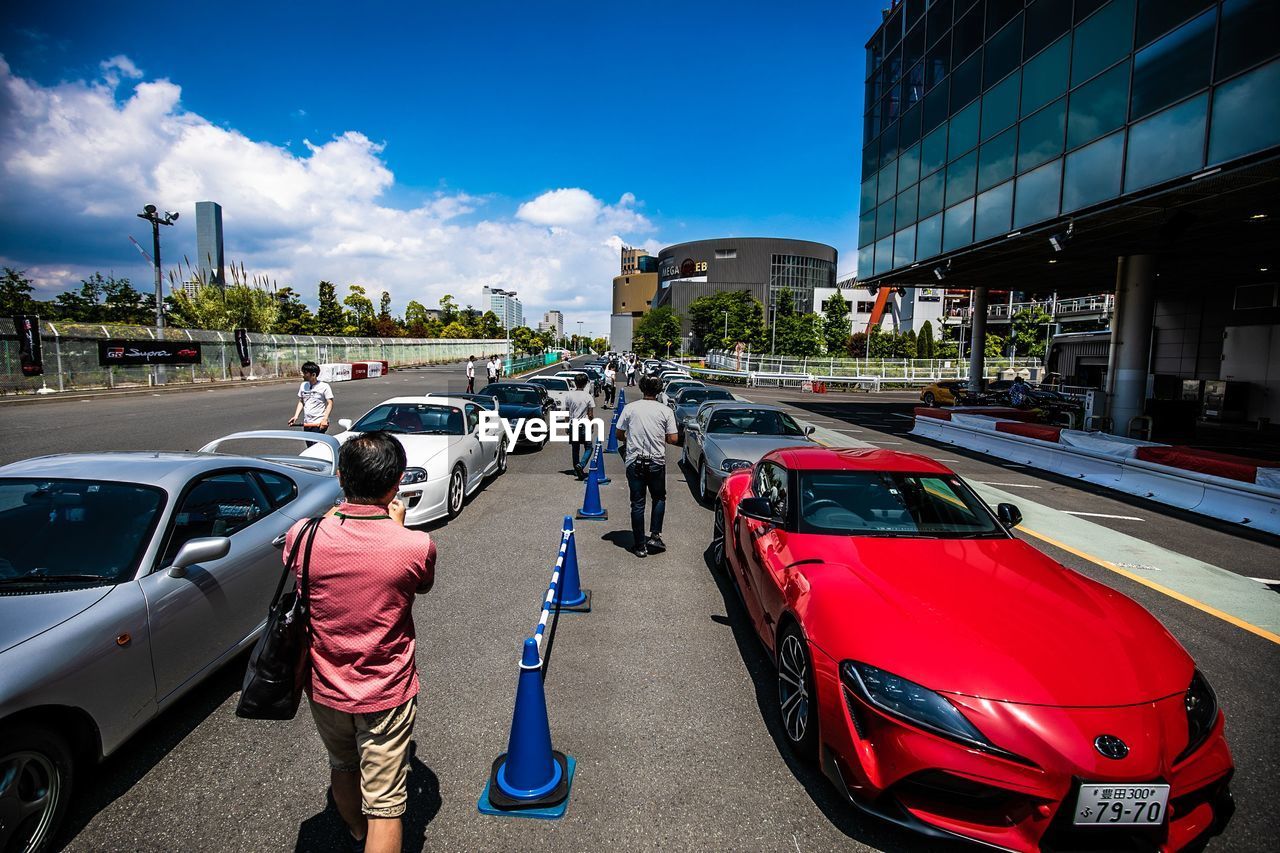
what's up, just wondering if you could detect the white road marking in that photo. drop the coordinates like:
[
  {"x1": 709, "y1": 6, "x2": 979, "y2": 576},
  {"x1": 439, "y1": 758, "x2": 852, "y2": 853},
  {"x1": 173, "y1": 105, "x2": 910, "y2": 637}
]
[
  {"x1": 980, "y1": 481, "x2": 1041, "y2": 488},
  {"x1": 1065, "y1": 511, "x2": 1144, "y2": 521},
  {"x1": 889, "y1": 413, "x2": 914, "y2": 419},
  {"x1": 1001, "y1": 463, "x2": 1029, "y2": 468},
  {"x1": 936, "y1": 458, "x2": 964, "y2": 463},
  {"x1": 1248, "y1": 577, "x2": 1280, "y2": 585}
]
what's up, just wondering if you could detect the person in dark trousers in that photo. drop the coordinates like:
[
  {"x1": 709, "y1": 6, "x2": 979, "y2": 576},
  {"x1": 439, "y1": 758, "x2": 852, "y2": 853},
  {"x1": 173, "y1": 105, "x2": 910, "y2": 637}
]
[
  {"x1": 286, "y1": 431, "x2": 436, "y2": 853},
  {"x1": 466, "y1": 356, "x2": 476, "y2": 393},
  {"x1": 614, "y1": 374, "x2": 678, "y2": 557},
  {"x1": 486, "y1": 355, "x2": 499, "y2": 385},
  {"x1": 563, "y1": 373, "x2": 595, "y2": 479}
]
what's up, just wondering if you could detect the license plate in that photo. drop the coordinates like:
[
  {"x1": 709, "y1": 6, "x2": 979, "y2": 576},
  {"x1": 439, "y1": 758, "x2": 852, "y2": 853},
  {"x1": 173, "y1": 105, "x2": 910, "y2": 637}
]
[{"x1": 1073, "y1": 783, "x2": 1170, "y2": 826}]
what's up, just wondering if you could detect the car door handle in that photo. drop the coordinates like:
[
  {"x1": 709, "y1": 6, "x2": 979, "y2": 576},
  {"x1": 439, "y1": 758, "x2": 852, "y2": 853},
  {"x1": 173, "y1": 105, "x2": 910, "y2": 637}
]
[{"x1": 272, "y1": 533, "x2": 287, "y2": 547}]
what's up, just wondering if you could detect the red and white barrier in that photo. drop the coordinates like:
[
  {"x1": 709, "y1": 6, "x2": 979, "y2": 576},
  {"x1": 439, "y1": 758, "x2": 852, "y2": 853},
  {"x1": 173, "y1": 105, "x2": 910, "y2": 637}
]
[{"x1": 318, "y1": 361, "x2": 389, "y2": 383}]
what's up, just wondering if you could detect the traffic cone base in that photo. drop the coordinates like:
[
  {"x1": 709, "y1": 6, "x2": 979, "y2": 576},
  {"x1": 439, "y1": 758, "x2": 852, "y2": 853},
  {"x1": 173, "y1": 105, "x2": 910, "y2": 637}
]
[
  {"x1": 478, "y1": 753, "x2": 576, "y2": 819},
  {"x1": 576, "y1": 459, "x2": 608, "y2": 519},
  {"x1": 555, "y1": 588, "x2": 591, "y2": 612}
]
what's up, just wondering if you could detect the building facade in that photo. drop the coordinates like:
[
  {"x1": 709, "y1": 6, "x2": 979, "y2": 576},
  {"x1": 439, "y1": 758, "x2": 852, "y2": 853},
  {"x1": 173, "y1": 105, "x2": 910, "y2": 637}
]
[
  {"x1": 814, "y1": 284, "x2": 945, "y2": 335},
  {"x1": 482, "y1": 286, "x2": 524, "y2": 330},
  {"x1": 610, "y1": 271, "x2": 660, "y2": 352},
  {"x1": 538, "y1": 310, "x2": 564, "y2": 338},
  {"x1": 652, "y1": 238, "x2": 838, "y2": 336},
  {"x1": 621, "y1": 246, "x2": 655, "y2": 276},
  {"x1": 194, "y1": 201, "x2": 224, "y2": 287}
]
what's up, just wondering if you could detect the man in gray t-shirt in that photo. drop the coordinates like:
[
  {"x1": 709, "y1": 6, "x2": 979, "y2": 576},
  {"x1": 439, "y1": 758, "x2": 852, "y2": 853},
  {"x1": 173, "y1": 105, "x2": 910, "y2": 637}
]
[
  {"x1": 615, "y1": 375, "x2": 679, "y2": 557},
  {"x1": 563, "y1": 374, "x2": 595, "y2": 479}
]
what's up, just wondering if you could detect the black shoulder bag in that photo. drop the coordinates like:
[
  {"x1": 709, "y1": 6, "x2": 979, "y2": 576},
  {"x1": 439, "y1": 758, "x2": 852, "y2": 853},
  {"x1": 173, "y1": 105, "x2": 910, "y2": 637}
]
[{"x1": 235, "y1": 516, "x2": 323, "y2": 720}]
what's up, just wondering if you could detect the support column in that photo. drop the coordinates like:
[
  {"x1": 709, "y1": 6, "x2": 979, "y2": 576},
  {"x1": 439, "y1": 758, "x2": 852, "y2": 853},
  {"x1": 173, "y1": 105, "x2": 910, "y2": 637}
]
[
  {"x1": 967, "y1": 286, "x2": 989, "y2": 394},
  {"x1": 1107, "y1": 255, "x2": 1156, "y2": 435}
]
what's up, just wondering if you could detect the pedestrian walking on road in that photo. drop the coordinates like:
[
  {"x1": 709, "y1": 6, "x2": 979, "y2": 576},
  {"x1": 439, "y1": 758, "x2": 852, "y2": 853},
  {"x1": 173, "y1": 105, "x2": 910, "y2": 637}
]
[
  {"x1": 625, "y1": 356, "x2": 636, "y2": 386},
  {"x1": 466, "y1": 356, "x2": 476, "y2": 393},
  {"x1": 602, "y1": 361, "x2": 617, "y2": 409},
  {"x1": 288, "y1": 431, "x2": 436, "y2": 853},
  {"x1": 615, "y1": 375, "x2": 678, "y2": 557},
  {"x1": 288, "y1": 361, "x2": 334, "y2": 433},
  {"x1": 497, "y1": 354, "x2": 505, "y2": 378},
  {"x1": 486, "y1": 355, "x2": 498, "y2": 385},
  {"x1": 563, "y1": 374, "x2": 595, "y2": 479}
]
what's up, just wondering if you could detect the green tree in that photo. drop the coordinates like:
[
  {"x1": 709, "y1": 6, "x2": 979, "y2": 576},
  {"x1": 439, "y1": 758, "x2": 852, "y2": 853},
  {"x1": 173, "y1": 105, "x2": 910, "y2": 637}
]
[
  {"x1": 478, "y1": 310, "x2": 504, "y2": 339},
  {"x1": 847, "y1": 331, "x2": 869, "y2": 357},
  {"x1": 511, "y1": 325, "x2": 543, "y2": 354},
  {"x1": 917, "y1": 320, "x2": 936, "y2": 359},
  {"x1": 342, "y1": 284, "x2": 376, "y2": 336},
  {"x1": 632, "y1": 306, "x2": 681, "y2": 356},
  {"x1": 591, "y1": 336, "x2": 609, "y2": 354},
  {"x1": 1010, "y1": 306, "x2": 1054, "y2": 359},
  {"x1": 867, "y1": 327, "x2": 893, "y2": 358},
  {"x1": 936, "y1": 339, "x2": 959, "y2": 359},
  {"x1": 821, "y1": 288, "x2": 852, "y2": 354},
  {"x1": 439, "y1": 321, "x2": 470, "y2": 338},
  {"x1": 776, "y1": 313, "x2": 823, "y2": 356},
  {"x1": 403, "y1": 300, "x2": 430, "y2": 337},
  {"x1": 903, "y1": 329, "x2": 918, "y2": 359},
  {"x1": 101, "y1": 275, "x2": 152, "y2": 325},
  {"x1": 686, "y1": 289, "x2": 767, "y2": 352},
  {"x1": 438, "y1": 294, "x2": 458, "y2": 325},
  {"x1": 316, "y1": 281, "x2": 343, "y2": 334},
  {"x1": 272, "y1": 286, "x2": 316, "y2": 334},
  {"x1": 0, "y1": 268, "x2": 37, "y2": 316},
  {"x1": 166, "y1": 282, "x2": 279, "y2": 332},
  {"x1": 984, "y1": 332, "x2": 1005, "y2": 358}
]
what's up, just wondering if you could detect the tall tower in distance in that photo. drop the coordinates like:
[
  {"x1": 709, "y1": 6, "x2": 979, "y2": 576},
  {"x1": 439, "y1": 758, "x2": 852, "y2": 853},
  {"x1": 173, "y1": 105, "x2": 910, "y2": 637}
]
[{"x1": 195, "y1": 201, "x2": 225, "y2": 287}]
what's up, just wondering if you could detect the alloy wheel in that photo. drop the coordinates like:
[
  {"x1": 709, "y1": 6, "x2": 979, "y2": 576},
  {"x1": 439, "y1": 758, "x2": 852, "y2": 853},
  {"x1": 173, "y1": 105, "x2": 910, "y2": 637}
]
[
  {"x1": 448, "y1": 468, "x2": 465, "y2": 516},
  {"x1": 777, "y1": 634, "x2": 811, "y2": 746},
  {"x1": 699, "y1": 462, "x2": 709, "y2": 502},
  {"x1": 712, "y1": 503, "x2": 726, "y2": 571},
  {"x1": 0, "y1": 750, "x2": 61, "y2": 853}
]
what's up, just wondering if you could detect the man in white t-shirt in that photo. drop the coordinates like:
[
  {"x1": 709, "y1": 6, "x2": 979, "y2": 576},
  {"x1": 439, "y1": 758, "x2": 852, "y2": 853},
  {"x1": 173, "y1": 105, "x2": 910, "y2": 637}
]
[
  {"x1": 563, "y1": 374, "x2": 595, "y2": 480},
  {"x1": 615, "y1": 375, "x2": 678, "y2": 557},
  {"x1": 289, "y1": 361, "x2": 335, "y2": 433},
  {"x1": 466, "y1": 356, "x2": 476, "y2": 393},
  {"x1": 486, "y1": 356, "x2": 499, "y2": 385},
  {"x1": 602, "y1": 361, "x2": 617, "y2": 409}
]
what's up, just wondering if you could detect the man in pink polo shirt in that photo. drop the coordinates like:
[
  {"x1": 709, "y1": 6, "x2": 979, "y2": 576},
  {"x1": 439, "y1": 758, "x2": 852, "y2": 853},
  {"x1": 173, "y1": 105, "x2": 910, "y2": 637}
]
[{"x1": 286, "y1": 431, "x2": 435, "y2": 853}]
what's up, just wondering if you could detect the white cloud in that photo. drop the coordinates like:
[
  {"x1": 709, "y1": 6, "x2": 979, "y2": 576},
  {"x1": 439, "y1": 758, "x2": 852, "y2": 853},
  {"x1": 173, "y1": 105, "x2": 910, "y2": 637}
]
[{"x1": 0, "y1": 55, "x2": 656, "y2": 338}]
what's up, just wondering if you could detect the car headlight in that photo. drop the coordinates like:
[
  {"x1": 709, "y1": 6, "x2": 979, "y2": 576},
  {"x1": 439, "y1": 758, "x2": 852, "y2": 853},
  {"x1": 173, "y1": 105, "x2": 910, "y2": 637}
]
[
  {"x1": 400, "y1": 467, "x2": 428, "y2": 485},
  {"x1": 1177, "y1": 669, "x2": 1218, "y2": 763},
  {"x1": 721, "y1": 458, "x2": 753, "y2": 473},
  {"x1": 841, "y1": 662, "x2": 1027, "y2": 762}
]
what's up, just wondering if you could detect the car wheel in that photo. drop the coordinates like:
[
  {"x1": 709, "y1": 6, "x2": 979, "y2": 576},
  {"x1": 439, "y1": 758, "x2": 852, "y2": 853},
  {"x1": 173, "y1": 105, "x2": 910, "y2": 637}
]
[
  {"x1": 0, "y1": 726, "x2": 74, "y2": 853},
  {"x1": 698, "y1": 461, "x2": 710, "y2": 505},
  {"x1": 923, "y1": 391, "x2": 935, "y2": 406},
  {"x1": 447, "y1": 465, "x2": 466, "y2": 519},
  {"x1": 495, "y1": 446, "x2": 507, "y2": 476},
  {"x1": 711, "y1": 502, "x2": 727, "y2": 572},
  {"x1": 777, "y1": 623, "x2": 818, "y2": 761},
  {"x1": 680, "y1": 442, "x2": 689, "y2": 468}
]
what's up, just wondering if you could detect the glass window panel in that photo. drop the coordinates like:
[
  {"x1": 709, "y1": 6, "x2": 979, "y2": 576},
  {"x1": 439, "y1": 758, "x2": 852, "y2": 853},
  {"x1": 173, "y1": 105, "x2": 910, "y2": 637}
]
[
  {"x1": 900, "y1": 103, "x2": 923, "y2": 147},
  {"x1": 918, "y1": 169, "x2": 946, "y2": 218},
  {"x1": 905, "y1": 20, "x2": 926, "y2": 70},
  {"x1": 1137, "y1": 0, "x2": 1213, "y2": 48},
  {"x1": 906, "y1": 0, "x2": 924, "y2": 26},
  {"x1": 887, "y1": 44, "x2": 904, "y2": 83},
  {"x1": 982, "y1": 71, "x2": 1021, "y2": 140},
  {"x1": 946, "y1": 151, "x2": 978, "y2": 206},
  {"x1": 951, "y1": 52, "x2": 983, "y2": 111},
  {"x1": 1062, "y1": 130, "x2": 1125, "y2": 211},
  {"x1": 1067, "y1": 60, "x2": 1130, "y2": 149},
  {"x1": 949, "y1": 101, "x2": 981, "y2": 159},
  {"x1": 860, "y1": 176, "x2": 879, "y2": 213},
  {"x1": 874, "y1": 235, "x2": 894, "y2": 276},
  {"x1": 1013, "y1": 158, "x2": 1063, "y2": 228},
  {"x1": 1217, "y1": 0, "x2": 1280, "y2": 81},
  {"x1": 1124, "y1": 93, "x2": 1208, "y2": 191},
  {"x1": 880, "y1": 121, "x2": 901, "y2": 162},
  {"x1": 877, "y1": 161, "x2": 898, "y2": 205},
  {"x1": 1072, "y1": 0, "x2": 1136, "y2": 87},
  {"x1": 916, "y1": 212, "x2": 944, "y2": 259},
  {"x1": 877, "y1": 200, "x2": 897, "y2": 239},
  {"x1": 858, "y1": 245, "x2": 875, "y2": 276},
  {"x1": 974, "y1": 181, "x2": 1015, "y2": 240},
  {"x1": 1021, "y1": 35, "x2": 1070, "y2": 116},
  {"x1": 923, "y1": 78, "x2": 951, "y2": 132},
  {"x1": 887, "y1": 7, "x2": 904, "y2": 48},
  {"x1": 1018, "y1": 97, "x2": 1066, "y2": 172},
  {"x1": 979, "y1": 127, "x2": 1018, "y2": 190},
  {"x1": 859, "y1": 208, "x2": 878, "y2": 247},
  {"x1": 896, "y1": 185, "x2": 919, "y2": 228},
  {"x1": 943, "y1": 198, "x2": 976, "y2": 252},
  {"x1": 905, "y1": 61, "x2": 926, "y2": 109},
  {"x1": 863, "y1": 143, "x2": 880, "y2": 179},
  {"x1": 893, "y1": 225, "x2": 917, "y2": 268},
  {"x1": 1076, "y1": 0, "x2": 1108, "y2": 22},
  {"x1": 921, "y1": 125, "x2": 949, "y2": 176},
  {"x1": 927, "y1": 0, "x2": 953, "y2": 46},
  {"x1": 898, "y1": 143, "x2": 922, "y2": 188},
  {"x1": 1208, "y1": 58, "x2": 1280, "y2": 165},
  {"x1": 954, "y1": 4, "x2": 984, "y2": 63},
  {"x1": 984, "y1": 14, "x2": 1024, "y2": 89},
  {"x1": 1025, "y1": 0, "x2": 1072, "y2": 60},
  {"x1": 926, "y1": 33, "x2": 951, "y2": 89},
  {"x1": 1130, "y1": 10, "x2": 1214, "y2": 120},
  {"x1": 987, "y1": 0, "x2": 1022, "y2": 35}
]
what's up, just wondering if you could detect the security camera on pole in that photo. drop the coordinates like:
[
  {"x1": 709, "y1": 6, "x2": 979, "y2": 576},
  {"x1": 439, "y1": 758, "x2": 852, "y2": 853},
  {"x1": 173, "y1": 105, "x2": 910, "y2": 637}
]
[{"x1": 136, "y1": 204, "x2": 179, "y2": 385}]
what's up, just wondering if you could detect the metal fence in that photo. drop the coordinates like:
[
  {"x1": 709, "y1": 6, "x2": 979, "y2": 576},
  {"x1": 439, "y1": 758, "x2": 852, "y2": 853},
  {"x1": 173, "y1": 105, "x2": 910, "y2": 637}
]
[
  {"x1": 704, "y1": 350, "x2": 1042, "y2": 380},
  {"x1": 0, "y1": 317, "x2": 532, "y2": 395}
]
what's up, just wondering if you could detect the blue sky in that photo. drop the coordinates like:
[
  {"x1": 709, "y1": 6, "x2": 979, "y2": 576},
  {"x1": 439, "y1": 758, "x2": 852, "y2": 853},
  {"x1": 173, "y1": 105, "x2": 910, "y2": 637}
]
[{"x1": 0, "y1": 0, "x2": 882, "y2": 335}]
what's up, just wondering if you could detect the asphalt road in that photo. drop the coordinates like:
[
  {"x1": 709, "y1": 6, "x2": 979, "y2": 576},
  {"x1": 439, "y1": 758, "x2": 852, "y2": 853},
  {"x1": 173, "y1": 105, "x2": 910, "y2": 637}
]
[{"x1": 0, "y1": 369, "x2": 1274, "y2": 852}]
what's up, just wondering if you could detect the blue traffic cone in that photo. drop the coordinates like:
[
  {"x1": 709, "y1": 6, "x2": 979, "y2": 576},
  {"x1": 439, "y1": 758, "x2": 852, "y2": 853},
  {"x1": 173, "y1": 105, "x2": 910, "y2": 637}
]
[
  {"x1": 478, "y1": 638, "x2": 574, "y2": 817},
  {"x1": 617, "y1": 389, "x2": 626, "y2": 409},
  {"x1": 553, "y1": 516, "x2": 590, "y2": 611},
  {"x1": 593, "y1": 440, "x2": 611, "y2": 485},
  {"x1": 605, "y1": 409, "x2": 620, "y2": 453},
  {"x1": 575, "y1": 454, "x2": 608, "y2": 520}
]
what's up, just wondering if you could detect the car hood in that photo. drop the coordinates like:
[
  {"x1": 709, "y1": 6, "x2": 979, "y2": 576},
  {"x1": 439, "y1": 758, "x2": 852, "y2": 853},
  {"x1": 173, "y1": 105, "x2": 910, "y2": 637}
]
[
  {"x1": 0, "y1": 585, "x2": 113, "y2": 654},
  {"x1": 704, "y1": 434, "x2": 813, "y2": 463},
  {"x1": 498, "y1": 404, "x2": 542, "y2": 419},
  {"x1": 799, "y1": 537, "x2": 1191, "y2": 706}
]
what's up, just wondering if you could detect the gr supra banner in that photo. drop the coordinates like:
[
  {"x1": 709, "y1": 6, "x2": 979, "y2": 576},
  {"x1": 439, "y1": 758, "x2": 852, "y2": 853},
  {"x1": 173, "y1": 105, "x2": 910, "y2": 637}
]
[
  {"x1": 13, "y1": 315, "x2": 43, "y2": 376},
  {"x1": 98, "y1": 340, "x2": 202, "y2": 366}
]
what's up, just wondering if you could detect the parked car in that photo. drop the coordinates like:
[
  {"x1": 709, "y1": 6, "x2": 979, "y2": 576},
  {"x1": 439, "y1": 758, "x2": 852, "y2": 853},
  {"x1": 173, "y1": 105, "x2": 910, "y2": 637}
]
[
  {"x1": 712, "y1": 446, "x2": 1234, "y2": 853},
  {"x1": 305, "y1": 396, "x2": 505, "y2": 524},
  {"x1": 525, "y1": 375, "x2": 571, "y2": 409},
  {"x1": 919, "y1": 380, "x2": 971, "y2": 407},
  {"x1": 479, "y1": 382, "x2": 552, "y2": 448},
  {"x1": 426, "y1": 391, "x2": 498, "y2": 411},
  {"x1": 670, "y1": 386, "x2": 737, "y2": 439},
  {"x1": 656, "y1": 378, "x2": 705, "y2": 407},
  {"x1": 681, "y1": 403, "x2": 815, "y2": 504},
  {"x1": 0, "y1": 431, "x2": 344, "y2": 853}
]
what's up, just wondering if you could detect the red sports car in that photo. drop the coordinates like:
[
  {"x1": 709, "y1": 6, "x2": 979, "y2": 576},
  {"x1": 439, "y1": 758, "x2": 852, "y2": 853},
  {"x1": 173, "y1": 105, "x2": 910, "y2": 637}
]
[{"x1": 712, "y1": 446, "x2": 1234, "y2": 852}]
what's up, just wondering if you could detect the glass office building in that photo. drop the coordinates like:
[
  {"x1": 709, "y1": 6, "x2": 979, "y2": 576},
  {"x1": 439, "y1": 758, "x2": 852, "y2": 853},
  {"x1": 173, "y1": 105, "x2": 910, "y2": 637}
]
[{"x1": 856, "y1": 0, "x2": 1280, "y2": 282}]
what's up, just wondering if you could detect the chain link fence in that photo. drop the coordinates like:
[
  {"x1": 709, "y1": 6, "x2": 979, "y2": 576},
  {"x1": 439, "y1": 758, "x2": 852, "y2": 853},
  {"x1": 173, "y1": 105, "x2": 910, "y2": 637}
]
[{"x1": 0, "y1": 318, "x2": 526, "y2": 395}]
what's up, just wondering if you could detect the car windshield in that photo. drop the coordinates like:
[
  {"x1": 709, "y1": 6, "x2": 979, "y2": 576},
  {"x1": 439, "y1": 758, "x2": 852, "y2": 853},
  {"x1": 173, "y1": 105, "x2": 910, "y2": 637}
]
[
  {"x1": 353, "y1": 404, "x2": 465, "y2": 434},
  {"x1": 706, "y1": 409, "x2": 805, "y2": 436},
  {"x1": 0, "y1": 478, "x2": 165, "y2": 584},
  {"x1": 530, "y1": 378, "x2": 569, "y2": 390},
  {"x1": 486, "y1": 387, "x2": 541, "y2": 406},
  {"x1": 677, "y1": 388, "x2": 731, "y2": 405},
  {"x1": 797, "y1": 471, "x2": 1003, "y2": 538}
]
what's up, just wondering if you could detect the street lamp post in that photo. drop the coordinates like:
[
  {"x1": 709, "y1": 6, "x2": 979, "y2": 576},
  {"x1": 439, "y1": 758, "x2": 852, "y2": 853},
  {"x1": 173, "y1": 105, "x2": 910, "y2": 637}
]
[
  {"x1": 137, "y1": 204, "x2": 178, "y2": 384},
  {"x1": 576, "y1": 321, "x2": 583, "y2": 354}
]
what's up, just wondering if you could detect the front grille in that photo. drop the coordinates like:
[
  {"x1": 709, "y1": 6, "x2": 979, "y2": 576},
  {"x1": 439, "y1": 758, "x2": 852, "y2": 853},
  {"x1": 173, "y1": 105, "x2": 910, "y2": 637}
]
[{"x1": 894, "y1": 770, "x2": 1024, "y2": 819}]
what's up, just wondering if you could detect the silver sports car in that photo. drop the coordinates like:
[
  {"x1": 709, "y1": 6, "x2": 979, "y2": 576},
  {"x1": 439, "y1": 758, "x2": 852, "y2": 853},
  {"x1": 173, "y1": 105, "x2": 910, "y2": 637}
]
[
  {"x1": 680, "y1": 403, "x2": 816, "y2": 504},
  {"x1": 0, "y1": 431, "x2": 343, "y2": 853}
]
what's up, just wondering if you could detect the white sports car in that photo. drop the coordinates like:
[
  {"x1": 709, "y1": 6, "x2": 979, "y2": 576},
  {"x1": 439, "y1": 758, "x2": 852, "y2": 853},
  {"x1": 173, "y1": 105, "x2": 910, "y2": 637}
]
[{"x1": 303, "y1": 396, "x2": 505, "y2": 525}]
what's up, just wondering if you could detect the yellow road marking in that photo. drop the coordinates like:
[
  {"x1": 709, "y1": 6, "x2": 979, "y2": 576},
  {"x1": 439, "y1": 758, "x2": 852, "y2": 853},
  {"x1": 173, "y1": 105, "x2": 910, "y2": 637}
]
[{"x1": 1021, "y1": 527, "x2": 1280, "y2": 646}]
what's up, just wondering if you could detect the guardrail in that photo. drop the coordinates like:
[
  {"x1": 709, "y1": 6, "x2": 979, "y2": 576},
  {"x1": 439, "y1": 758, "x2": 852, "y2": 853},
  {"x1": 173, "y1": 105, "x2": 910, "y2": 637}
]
[{"x1": 704, "y1": 350, "x2": 1040, "y2": 380}]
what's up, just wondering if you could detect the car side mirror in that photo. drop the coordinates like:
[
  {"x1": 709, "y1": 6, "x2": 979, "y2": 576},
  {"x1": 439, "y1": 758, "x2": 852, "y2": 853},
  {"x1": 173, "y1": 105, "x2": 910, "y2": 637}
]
[
  {"x1": 803, "y1": 425, "x2": 816, "y2": 436},
  {"x1": 997, "y1": 502, "x2": 1022, "y2": 529},
  {"x1": 338, "y1": 418, "x2": 352, "y2": 430},
  {"x1": 686, "y1": 422, "x2": 700, "y2": 434},
  {"x1": 739, "y1": 496, "x2": 781, "y2": 526},
  {"x1": 166, "y1": 536, "x2": 231, "y2": 578}
]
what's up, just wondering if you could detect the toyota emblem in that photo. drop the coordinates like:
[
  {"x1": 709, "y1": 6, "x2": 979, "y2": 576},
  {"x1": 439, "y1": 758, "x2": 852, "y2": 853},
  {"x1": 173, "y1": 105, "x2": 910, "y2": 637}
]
[{"x1": 1094, "y1": 734, "x2": 1129, "y2": 760}]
